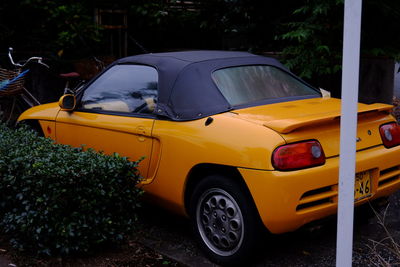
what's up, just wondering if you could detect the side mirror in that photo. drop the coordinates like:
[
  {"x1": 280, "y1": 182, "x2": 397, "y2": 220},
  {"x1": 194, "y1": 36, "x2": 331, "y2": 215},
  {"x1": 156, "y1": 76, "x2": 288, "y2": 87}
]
[{"x1": 58, "y1": 94, "x2": 76, "y2": 111}]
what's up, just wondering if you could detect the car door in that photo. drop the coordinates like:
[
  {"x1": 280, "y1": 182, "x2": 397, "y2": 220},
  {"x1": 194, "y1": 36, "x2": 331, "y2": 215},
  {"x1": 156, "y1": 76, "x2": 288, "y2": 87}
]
[{"x1": 55, "y1": 64, "x2": 159, "y2": 179}]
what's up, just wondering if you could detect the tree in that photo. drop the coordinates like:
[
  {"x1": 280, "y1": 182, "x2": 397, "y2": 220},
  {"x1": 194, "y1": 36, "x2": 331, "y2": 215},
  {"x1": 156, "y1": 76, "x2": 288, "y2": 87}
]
[
  {"x1": 0, "y1": 0, "x2": 102, "y2": 58},
  {"x1": 276, "y1": 0, "x2": 400, "y2": 80}
]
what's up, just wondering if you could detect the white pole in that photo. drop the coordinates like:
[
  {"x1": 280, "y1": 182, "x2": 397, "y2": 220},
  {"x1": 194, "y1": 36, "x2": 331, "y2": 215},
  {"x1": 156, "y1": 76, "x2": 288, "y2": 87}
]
[{"x1": 336, "y1": 0, "x2": 363, "y2": 266}]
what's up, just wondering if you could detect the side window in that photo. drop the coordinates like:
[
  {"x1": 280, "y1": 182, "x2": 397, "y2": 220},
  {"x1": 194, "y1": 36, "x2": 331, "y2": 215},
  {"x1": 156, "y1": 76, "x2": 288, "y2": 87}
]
[{"x1": 81, "y1": 64, "x2": 158, "y2": 114}]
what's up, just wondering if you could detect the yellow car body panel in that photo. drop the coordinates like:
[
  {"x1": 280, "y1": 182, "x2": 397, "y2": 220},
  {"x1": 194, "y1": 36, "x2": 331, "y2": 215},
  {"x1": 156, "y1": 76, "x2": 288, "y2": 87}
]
[
  {"x1": 18, "y1": 97, "x2": 400, "y2": 234},
  {"x1": 55, "y1": 110, "x2": 155, "y2": 179},
  {"x1": 233, "y1": 98, "x2": 394, "y2": 157},
  {"x1": 142, "y1": 113, "x2": 285, "y2": 213},
  {"x1": 240, "y1": 143, "x2": 400, "y2": 233},
  {"x1": 17, "y1": 103, "x2": 59, "y2": 139},
  {"x1": 18, "y1": 102, "x2": 59, "y2": 121}
]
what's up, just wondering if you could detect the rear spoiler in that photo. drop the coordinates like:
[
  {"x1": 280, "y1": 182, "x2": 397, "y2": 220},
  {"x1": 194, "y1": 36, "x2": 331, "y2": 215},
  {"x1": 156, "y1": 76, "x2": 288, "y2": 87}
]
[{"x1": 263, "y1": 104, "x2": 393, "y2": 134}]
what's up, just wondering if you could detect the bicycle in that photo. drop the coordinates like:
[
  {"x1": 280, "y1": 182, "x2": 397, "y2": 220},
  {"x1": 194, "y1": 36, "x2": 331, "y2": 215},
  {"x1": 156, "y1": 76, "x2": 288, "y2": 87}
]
[
  {"x1": 0, "y1": 47, "x2": 48, "y2": 126},
  {"x1": 0, "y1": 48, "x2": 107, "y2": 126}
]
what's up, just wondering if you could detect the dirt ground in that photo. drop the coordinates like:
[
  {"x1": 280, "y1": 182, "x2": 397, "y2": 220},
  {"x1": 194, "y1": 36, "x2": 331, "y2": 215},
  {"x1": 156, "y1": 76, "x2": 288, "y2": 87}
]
[
  {"x1": 0, "y1": 221, "x2": 185, "y2": 267},
  {"x1": 0, "y1": 239, "x2": 184, "y2": 267}
]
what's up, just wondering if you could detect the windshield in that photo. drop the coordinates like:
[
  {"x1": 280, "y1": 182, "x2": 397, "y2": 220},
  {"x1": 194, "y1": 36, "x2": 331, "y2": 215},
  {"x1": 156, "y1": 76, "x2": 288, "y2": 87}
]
[{"x1": 212, "y1": 65, "x2": 320, "y2": 106}]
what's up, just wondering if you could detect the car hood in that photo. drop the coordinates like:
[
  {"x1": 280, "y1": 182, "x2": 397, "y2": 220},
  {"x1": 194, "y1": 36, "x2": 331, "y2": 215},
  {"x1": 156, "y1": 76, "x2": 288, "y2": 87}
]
[{"x1": 231, "y1": 97, "x2": 393, "y2": 157}]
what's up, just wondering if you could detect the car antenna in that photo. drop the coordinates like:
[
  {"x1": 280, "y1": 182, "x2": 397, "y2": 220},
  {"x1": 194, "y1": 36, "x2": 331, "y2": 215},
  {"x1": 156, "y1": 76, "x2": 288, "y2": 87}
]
[{"x1": 128, "y1": 35, "x2": 149, "y2": 54}]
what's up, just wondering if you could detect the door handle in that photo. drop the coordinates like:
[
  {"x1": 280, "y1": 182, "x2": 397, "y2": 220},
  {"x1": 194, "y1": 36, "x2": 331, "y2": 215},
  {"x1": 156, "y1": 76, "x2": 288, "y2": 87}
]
[{"x1": 136, "y1": 126, "x2": 146, "y2": 142}]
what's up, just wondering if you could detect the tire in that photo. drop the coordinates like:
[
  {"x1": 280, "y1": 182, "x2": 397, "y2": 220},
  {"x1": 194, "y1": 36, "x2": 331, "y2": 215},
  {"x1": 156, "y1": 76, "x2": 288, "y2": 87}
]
[{"x1": 189, "y1": 174, "x2": 262, "y2": 266}]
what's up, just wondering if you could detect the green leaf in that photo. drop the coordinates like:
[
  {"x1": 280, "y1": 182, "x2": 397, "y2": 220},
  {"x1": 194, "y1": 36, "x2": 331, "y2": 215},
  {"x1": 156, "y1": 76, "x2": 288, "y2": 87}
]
[{"x1": 0, "y1": 123, "x2": 143, "y2": 256}]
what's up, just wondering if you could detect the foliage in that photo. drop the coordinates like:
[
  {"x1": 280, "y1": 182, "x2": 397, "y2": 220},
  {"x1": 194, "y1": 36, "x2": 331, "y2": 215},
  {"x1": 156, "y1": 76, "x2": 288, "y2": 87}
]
[
  {"x1": 127, "y1": 0, "x2": 203, "y2": 51},
  {"x1": 1, "y1": 0, "x2": 400, "y2": 71},
  {"x1": 22, "y1": 0, "x2": 102, "y2": 52},
  {"x1": 130, "y1": 1, "x2": 170, "y2": 26},
  {"x1": 276, "y1": 0, "x2": 344, "y2": 79},
  {"x1": 194, "y1": 0, "x2": 301, "y2": 51},
  {"x1": 361, "y1": 0, "x2": 400, "y2": 61},
  {"x1": 127, "y1": 0, "x2": 300, "y2": 52},
  {"x1": 49, "y1": 3, "x2": 102, "y2": 49},
  {"x1": 0, "y1": 0, "x2": 102, "y2": 57},
  {"x1": 0, "y1": 124, "x2": 143, "y2": 256},
  {"x1": 276, "y1": 0, "x2": 400, "y2": 79}
]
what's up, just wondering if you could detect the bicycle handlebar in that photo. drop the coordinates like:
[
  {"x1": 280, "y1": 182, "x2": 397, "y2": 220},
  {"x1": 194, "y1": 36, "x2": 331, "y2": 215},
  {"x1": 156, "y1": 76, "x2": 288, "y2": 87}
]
[{"x1": 8, "y1": 47, "x2": 49, "y2": 69}]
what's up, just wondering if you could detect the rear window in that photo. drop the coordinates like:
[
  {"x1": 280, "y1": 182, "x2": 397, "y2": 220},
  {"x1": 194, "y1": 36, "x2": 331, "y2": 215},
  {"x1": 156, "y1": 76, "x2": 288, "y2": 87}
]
[{"x1": 212, "y1": 65, "x2": 320, "y2": 106}]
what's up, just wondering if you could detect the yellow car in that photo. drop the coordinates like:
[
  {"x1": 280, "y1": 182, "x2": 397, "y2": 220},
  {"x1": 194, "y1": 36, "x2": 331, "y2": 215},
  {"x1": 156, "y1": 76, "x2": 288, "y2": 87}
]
[{"x1": 18, "y1": 51, "x2": 400, "y2": 265}]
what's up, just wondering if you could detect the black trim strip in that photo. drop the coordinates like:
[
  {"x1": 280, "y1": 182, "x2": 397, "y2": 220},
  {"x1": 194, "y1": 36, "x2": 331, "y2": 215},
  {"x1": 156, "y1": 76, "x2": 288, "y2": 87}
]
[{"x1": 75, "y1": 108, "x2": 157, "y2": 119}]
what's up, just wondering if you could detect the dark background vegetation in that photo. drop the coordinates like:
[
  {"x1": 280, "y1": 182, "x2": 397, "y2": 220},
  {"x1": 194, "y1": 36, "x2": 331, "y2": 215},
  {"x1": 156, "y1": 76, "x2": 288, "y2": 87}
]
[{"x1": 0, "y1": 0, "x2": 399, "y2": 93}]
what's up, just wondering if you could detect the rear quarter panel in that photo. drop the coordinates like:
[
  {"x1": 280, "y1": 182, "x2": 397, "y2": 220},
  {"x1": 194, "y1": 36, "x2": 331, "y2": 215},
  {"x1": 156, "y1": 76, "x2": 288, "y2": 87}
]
[{"x1": 143, "y1": 112, "x2": 285, "y2": 214}]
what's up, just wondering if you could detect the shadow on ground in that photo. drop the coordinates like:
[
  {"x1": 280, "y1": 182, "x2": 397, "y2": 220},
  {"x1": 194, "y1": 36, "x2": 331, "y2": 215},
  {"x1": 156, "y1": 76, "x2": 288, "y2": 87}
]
[{"x1": 136, "y1": 191, "x2": 400, "y2": 267}]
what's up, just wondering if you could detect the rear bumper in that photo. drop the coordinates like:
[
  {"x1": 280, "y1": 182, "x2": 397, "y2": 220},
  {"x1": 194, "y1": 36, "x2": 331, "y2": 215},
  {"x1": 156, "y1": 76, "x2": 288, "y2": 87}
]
[{"x1": 239, "y1": 145, "x2": 400, "y2": 234}]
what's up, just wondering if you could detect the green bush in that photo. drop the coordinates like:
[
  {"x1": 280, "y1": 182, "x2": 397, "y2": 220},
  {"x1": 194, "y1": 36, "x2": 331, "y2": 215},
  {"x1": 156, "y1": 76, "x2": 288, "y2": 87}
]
[{"x1": 0, "y1": 124, "x2": 143, "y2": 256}]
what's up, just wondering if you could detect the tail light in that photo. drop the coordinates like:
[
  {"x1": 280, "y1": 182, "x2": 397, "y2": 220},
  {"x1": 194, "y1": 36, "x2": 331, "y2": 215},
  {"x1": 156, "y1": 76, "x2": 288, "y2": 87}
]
[
  {"x1": 380, "y1": 122, "x2": 400, "y2": 148},
  {"x1": 272, "y1": 140, "x2": 326, "y2": 171}
]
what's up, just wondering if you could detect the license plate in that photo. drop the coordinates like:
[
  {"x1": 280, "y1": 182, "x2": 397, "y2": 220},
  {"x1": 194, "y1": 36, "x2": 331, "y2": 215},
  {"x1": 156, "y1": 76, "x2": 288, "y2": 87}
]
[{"x1": 354, "y1": 171, "x2": 372, "y2": 201}]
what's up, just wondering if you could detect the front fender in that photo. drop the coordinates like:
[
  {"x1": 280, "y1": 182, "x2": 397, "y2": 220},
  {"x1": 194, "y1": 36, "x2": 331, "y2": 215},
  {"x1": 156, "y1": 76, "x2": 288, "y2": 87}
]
[
  {"x1": 18, "y1": 102, "x2": 60, "y2": 122},
  {"x1": 18, "y1": 102, "x2": 60, "y2": 139}
]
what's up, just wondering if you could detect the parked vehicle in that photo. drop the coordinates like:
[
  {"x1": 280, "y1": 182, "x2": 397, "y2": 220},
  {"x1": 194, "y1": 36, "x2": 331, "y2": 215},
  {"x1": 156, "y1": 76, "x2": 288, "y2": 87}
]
[{"x1": 18, "y1": 51, "x2": 400, "y2": 265}]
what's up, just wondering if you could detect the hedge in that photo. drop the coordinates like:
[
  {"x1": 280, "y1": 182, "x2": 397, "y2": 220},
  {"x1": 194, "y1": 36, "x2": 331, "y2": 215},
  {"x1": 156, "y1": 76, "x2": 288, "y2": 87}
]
[{"x1": 0, "y1": 123, "x2": 143, "y2": 256}]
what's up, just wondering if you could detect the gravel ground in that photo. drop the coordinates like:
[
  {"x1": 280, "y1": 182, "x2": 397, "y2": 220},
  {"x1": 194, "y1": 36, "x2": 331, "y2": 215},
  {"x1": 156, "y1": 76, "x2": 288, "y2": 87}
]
[{"x1": 136, "y1": 191, "x2": 400, "y2": 267}]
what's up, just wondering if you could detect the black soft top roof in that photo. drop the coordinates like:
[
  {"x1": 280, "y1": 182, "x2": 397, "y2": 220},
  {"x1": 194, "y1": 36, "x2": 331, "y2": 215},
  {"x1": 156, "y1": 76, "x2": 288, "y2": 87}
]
[{"x1": 112, "y1": 51, "x2": 304, "y2": 121}]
